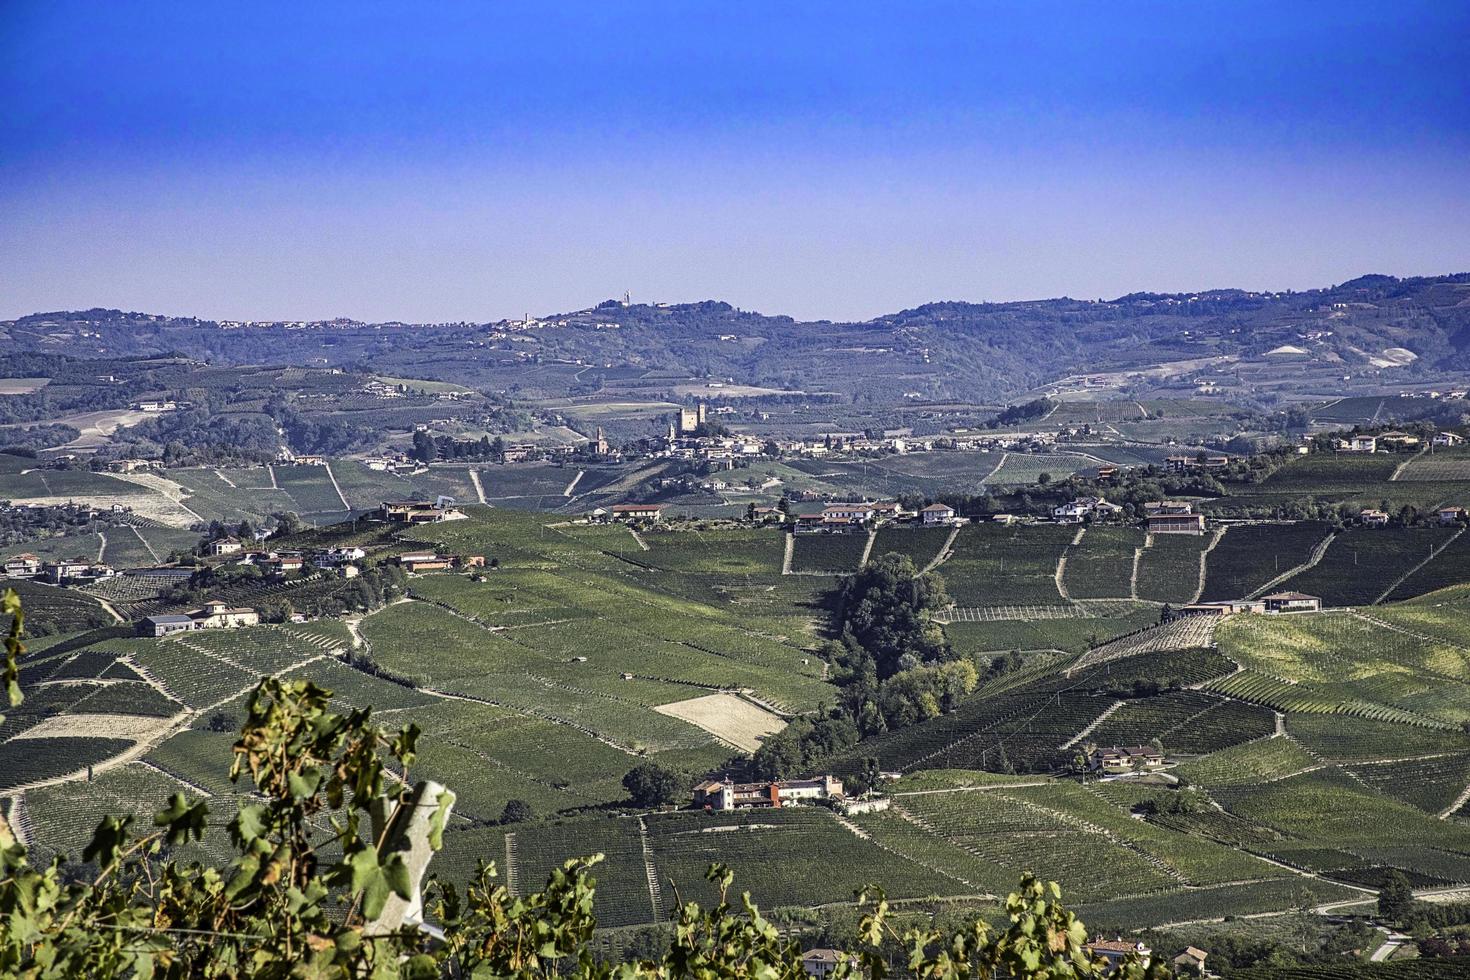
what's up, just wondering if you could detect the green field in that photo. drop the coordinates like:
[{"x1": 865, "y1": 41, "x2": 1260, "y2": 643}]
[
  {"x1": 1061, "y1": 525, "x2": 1143, "y2": 599},
  {"x1": 10, "y1": 502, "x2": 1470, "y2": 932},
  {"x1": 1278, "y1": 527, "x2": 1456, "y2": 606},
  {"x1": 940, "y1": 523, "x2": 1073, "y2": 606},
  {"x1": 1199, "y1": 521, "x2": 1332, "y2": 601}
]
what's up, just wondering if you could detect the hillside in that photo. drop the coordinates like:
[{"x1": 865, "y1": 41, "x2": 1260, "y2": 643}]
[
  {"x1": 6, "y1": 273, "x2": 1470, "y2": 403},
  {"x1": 6, "y1": 506, "x2": 1470, "y2": 936}
]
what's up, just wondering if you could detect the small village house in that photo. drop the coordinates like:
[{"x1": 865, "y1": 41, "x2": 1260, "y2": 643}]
[
  {"x1": 1438, "y1": 506, "x2": 1467, "y2": 526},
  {"x1": 800, "y1": 950, "x2": 843, "y2": 980},
  {"x1": 1359, "y1": 508, "x2": 1390, "y2": 528},
  {"x1": 3, "y1": 554, "x2": 42, "y2": 578},
  {"x1": 189, "y1": 600, "x2": 261, "y2": 629},
  {"x1": 1262, "y1": 591, "x2": 1321, "y2": 613},
  {"x1": 380, "y1": 500, "x2": 467, "y2": 524},
  {"x1": 1089, "y1": 745, "x2": 1165, "y2": 775},
  {"x1": 1172, "y1": 947, "x2": 1208, "y2": 976},
  {"x1": 692, "y1": 775, "x2": 844, "y2": 810},
  {"x1": 609, "y1": 503, "x2": 666, "y2": 522},
  {"x1": 1378, "y1": 430, "x2": 1421, "y2": 449},
  {"x1": 1433, "y1": 431, "x2": 1464, "y2": 448},
  {"x1": 208, "y1": 536, "x2": 244, "y2": 556},
  {"x1": 1085, "y1": 939, "x2": 1151, "y2": 975},
  {"x1": 921, "y1": 503, "x2": 957, "y2": 525}
]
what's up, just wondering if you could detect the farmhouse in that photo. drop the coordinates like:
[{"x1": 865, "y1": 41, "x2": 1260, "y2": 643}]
[
  {"x1": 800, "y1": 950, "x2": 843, "y2": 980},
  {"x1": 1438, "y1": 506, "x2": 1467, "y2": 526},
  {"x1": 106, "y1": 458, "x2": 157, "y2": 473},
  {"x1": 207, "y1": 536, "x2": 244, "y2": 556},
  {"x1": 396, "y1": 552, "x2": 453, "y2": 573},
  {"x1": 1176, "y1": 600, "x2": 1264, "y2": 617},
  {"x1": 380, "y1": 500, "x2": 466, "y2": 524},
  {"x1": 1146, "y1": 512, "x2": 1206, "y2": 535},
  {"x1": 189, "y1": 600, "x2": 261, "y2": 629},
  {"x1": 692, "y1": 775, "x2": 844, "y2": 810},
  {"x1": 1164, "y1": 455, "x2": 1228, "y2": 473},
  {"x1": 42, "y1": 559, "x2": 114, "y2": 585},
  {"x1": 1085, "y1": 939, "x2": 1151, "y2": 974},
  {"x1": 137, "y1": 614, "x2": 197, "y2": 637},
  {"x1": 133, "y1": 399, "x2": 177, "y2": 412},
  {"x1": 921, "y1": 503, "x2": 957, "y2": 525},
  {"x1": 1142, "y1": 500, "x2": 1194, "y2": 516},
  {"x1": 1262, "y1": 591, "x2": 1321, "y2": 613},
  {"x1": 1172, "y1": 947, "x2": 1208, "y2": 976},
  {"x1": 610, "y1": 503, "x2": 666, "y2": 522},
  {"x1": 1090, "y1": 745, "x2": 1165, "y2": 775},
  {"x1": 1342, "y1": 435, "x2": 1377, "y2": 453},
  {"x1": 1358, "y1": 508, "x2": 1390, "y2": 528},
  {"x1": 822, "y1": 503, "x2": 874, "y2": 525},
  {"x1": 3, "y1": 554, "x2": 41, "y2": 578},
  {"x1": 1378, "y1": 430, "x2": 1420, "y2": 449},
  {"x1": 313, "y1": 546, "x2": 367, "y2": 568},
  {"x1": 1433, "y1": 431, "x2": 1464, "y2": 447}
]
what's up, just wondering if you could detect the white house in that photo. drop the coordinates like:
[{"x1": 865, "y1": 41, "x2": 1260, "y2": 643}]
[{"x1": 921, "y1": 503, "x2": 957, "y2": 525}]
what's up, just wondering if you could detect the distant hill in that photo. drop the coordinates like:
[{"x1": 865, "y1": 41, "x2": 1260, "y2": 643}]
[{"x1": 5, "y1": 273, "x2": 1469, "y2": 401}]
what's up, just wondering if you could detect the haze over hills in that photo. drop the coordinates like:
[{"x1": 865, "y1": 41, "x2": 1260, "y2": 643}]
[{"x1": 6, "y1": 273, "x2": 1469, "y2": 403}]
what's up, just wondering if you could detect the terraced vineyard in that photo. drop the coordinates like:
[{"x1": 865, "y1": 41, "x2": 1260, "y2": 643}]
[
  {"x1": 1278, "y1": 527, "x2": 1458, "y2": 606},
  {"x1": 1133, "y1": 532, "x2": 1212, "y2": 604},
  {"x1": 1061, "y1": 526, "x2": 1143, "y2": 599},
  {"x1": 9, "y1": 503, "x2": 1470, "y2": 934},
  {"x1": 1199, "y1": 521, "x2": 1333, "y2": 601},
  {"x1": 940, "y1": 523, "x2": 1073, "y2": 605},
  {"x1": 789, "y1": 532, "x2": 869, "y2": 573}
]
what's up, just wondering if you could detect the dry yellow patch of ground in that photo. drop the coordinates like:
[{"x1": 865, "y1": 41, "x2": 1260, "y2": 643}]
[{"x1": 653, "y1": 693, "x2": 784, "y2": 752}]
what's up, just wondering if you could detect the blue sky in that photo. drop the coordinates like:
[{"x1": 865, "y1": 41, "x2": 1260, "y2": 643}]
[{"x1": 2, "y1": 2, "x2": 1467, "y2": 322}]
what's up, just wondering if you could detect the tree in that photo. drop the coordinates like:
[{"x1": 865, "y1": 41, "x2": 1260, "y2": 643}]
[
  {"x1": 1379, "y1": 869, "x2": 1415, "y2": 923},
  {"x1": 500, "y1": 799, "x2": 535, "y2": 824},
  {"x1": 836, "y1": 553, "x2": 951, "y2": 678},
  {"x1": 622, "y1": 761, "x2": 684, "y2": 808},
  {"x1": 413, "y1": 428, "x2": 438, "y2": 463}
]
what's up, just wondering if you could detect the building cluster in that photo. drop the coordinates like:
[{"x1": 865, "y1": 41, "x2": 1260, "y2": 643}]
[
  {"x1": 393, "y1": 551, "x2": 486, "y2": 573},
  {"x1": 1088, "y1": 745, "x2": 1166, "y2": 775},
  {"x1": 378, "y1": 500, "x2": 468, "y2": 524},
  {"x1": 214, "y1": 545, "x2": 311, "y2": 579},
  {"x1": 2, "y1": 553, "x2": 117, "y2": 584},
  {"x1": 692, "y1": 775, "x2": 844, "y2": 810},
  {"x1": 137, "y1": 600, "x2": 261, "y2": 637},
  {"x1": 1176, "y1": 591, "x2": 1323, "y2": 618},
  {"x1": 1338, "y1": 429, "x2": 1461, "y2": 453}
]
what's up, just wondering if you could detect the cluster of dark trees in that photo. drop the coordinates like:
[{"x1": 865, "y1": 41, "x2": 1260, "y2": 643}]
[
  {"x1": 751, "y1": 554, "x2": 974, "y2": 779},
  {"x1": 987, "y1": 397, "x2": 1054, "y2": 428},
  {"x1": 0, "y1": 503, "x2": 138, "y2": 550},
  {"x1": 412, "y1": 430, "x2": 506, "y2": 463}
]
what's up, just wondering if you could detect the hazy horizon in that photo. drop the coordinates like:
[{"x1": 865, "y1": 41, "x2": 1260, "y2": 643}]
[{"x1": 4, "y1": 2, "x2": 1468, "y2": 324}]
